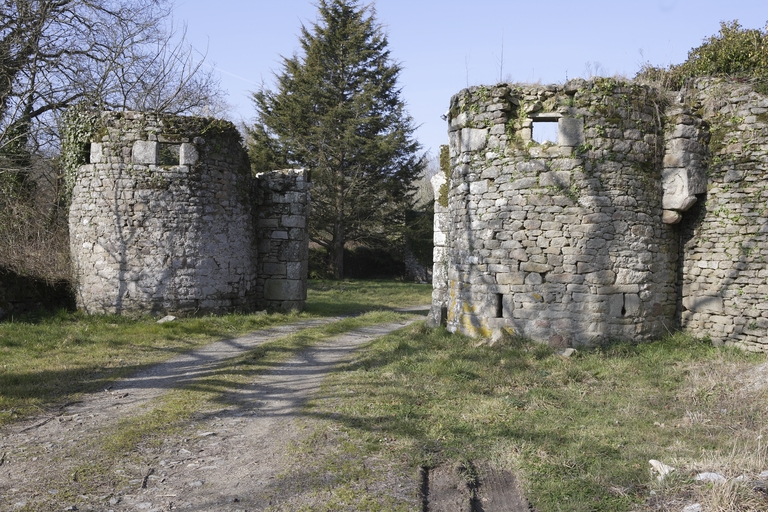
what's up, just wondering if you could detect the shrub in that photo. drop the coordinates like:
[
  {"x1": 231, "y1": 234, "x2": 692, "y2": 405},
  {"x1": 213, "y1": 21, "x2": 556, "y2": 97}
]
[{"x1": 637, "y1": 20, "x2": 768, "y2": 93}]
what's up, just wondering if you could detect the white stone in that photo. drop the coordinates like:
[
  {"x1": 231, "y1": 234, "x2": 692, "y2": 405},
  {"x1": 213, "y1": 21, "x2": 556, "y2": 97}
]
[
  {"x1": 89, "y1": 143, "x2": 103, "y2": 164},
  {"x1": 558, "y1": 117, "x2": 585, "y2": 147},
  {"x1": 694, "y1": 472, "x2": 726, "y2": 483},
  {"x1": 460, "y1": 128, "x2": 488, "y2": 152},
  {"x1": 649, "y1": 459, "x2": 675, "y2": 481},
  {"x1": 179, "y1": 143, "x2": 198, "y2": 165},
  {"x1": 132, "y1": 140, "x2": 158, "y2": 164}
]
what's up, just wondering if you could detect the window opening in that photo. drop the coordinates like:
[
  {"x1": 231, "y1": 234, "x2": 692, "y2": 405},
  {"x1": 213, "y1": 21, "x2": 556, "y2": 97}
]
[
  {"x1": 83, "y1": 142, "x2": 92, "y2": 164},
  {"x1": 159, "y1": 143, "x2": 180, "y2": 166},
  {"x1": 532, "y1": 120, "x2": 559, "y2": 144},
  {"x1": 495, "y1": 293, "x2": 504, "y2": 318}
]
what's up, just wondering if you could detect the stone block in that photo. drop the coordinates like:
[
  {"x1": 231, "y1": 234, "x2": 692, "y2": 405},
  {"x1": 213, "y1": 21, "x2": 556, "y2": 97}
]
[
  {"x1": 132, "y1": 141, "x2": 158, "y2": 164},
  {"x1": 90, "y1": 143, "x2": 103, "y2": 164},
  {"x1": 609, "y1": 294, "x2": 625, "y2": 317},
  {"x1": 265, "y1": 279, "x2": 305, "y2": 301},
  {"x1": 470, "y1": 180, "x2": 489, "y2": 194},
  {"x1": 683, "y1": 295, "x2": 724, "y2": 314},
  {"x1": 520, "y1": 262, "x2": 551, "y2": 273},
  {"x1": 558, "y1": 117, "x2": 585, "y2": 147},
  {"x1": 584, "y1": 270, "x2": 616, "y2": 285},
  {"x1": 496, "y1": 272, "x2": 525, "y2": 285},
  {"x1": 286, "y1": 261, "x2": 305, "y2": 280},
  {"x1": 263, "y1": 262, "x2": 286, "y2": 275},
  {"x1": 180, "y1": 143, "x2": 198, "y2": 165},
  {"x1": 281, "y1": 215, "x2": 306, "y2": 228},
  {"x1": 460, "y1": 128, "x2": 488, "y2": 152},
  {"x1": 539, "y1": 171, "x2": 571, "y2": 188},
  {"x1": 662, "y1": 209, "x2": 683, "y2": 224}
]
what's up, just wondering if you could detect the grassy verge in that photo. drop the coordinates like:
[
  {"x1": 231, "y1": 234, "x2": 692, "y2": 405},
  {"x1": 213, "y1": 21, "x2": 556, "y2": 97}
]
[
  {"x1": 64, "y1": 312, "x2": 417, "y2": 499},
  {"x1": 0, "y1": 279, "x2": 432, "y2": 426},
  {"x1": 305, "y1": 279, "x2": 431, "y2": 316},
  {"x1": 20, "y1": 310, "x2": 419, "y2": 510},
  {"x1": 275, "y1": 324, "x2": 768, "y2": 511}
]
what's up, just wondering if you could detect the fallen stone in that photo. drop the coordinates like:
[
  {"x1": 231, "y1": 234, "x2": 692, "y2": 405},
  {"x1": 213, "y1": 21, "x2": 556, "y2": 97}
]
[
  {"x1": 157, "y1": 315, "x2": 176, "y2": 324},
  {"x1": 559, "y1": 348, "x2": 577, "y2": 358},
  {"x1": 649, "y1": 459, "x2": 675, "y2": 481},
  {"x1": 694, "y1": 472, "x2": 726, "y2": 483},
  {"x1": 682, "y1": 504, "x2": 702, "y2": 512}
]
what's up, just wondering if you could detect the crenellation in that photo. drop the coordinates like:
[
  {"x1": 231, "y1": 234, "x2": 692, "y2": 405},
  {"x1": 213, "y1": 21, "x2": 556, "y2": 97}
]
[{"x1": 68, "y1": 111, "x2": 309, "y2": 316}]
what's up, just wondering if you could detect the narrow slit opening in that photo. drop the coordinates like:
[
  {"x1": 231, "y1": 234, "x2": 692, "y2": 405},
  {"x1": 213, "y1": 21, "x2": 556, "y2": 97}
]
[
  {"x1": 83, "y1": 142, "x2": 92, "y2": 164},
  {"x1": 495, "y1": 293, "x2": 504, "y2": 318}
]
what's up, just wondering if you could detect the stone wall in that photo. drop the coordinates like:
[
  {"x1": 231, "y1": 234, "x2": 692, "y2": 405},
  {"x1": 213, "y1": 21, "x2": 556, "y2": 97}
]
[
  {"x1": 68, "y1": 111, "x2": 308, "y2": 316},
  {"x1": 431, "y1": 78, "x2": 768, "y2": 353},
  {"x1": 679, "y1": 79, "x2": 768, "y2": 352},
  {"x1": 254, "y1": 169, "x2": 310, "y2": 311}
]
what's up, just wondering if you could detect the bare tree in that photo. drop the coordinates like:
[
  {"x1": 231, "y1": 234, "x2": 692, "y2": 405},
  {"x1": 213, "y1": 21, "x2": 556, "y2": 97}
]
[
  {"x1": 0, "y1": 0, "x2": 223, "y2": 156},
  {"x1": 0, "y1": 0, "x2": 223, "y2": 284}
]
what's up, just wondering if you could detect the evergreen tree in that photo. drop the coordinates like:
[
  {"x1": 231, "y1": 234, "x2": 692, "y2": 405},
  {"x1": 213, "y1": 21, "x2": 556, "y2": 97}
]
[{"x1": 250, "y1": 0, "x2": 423, "y2": 278}]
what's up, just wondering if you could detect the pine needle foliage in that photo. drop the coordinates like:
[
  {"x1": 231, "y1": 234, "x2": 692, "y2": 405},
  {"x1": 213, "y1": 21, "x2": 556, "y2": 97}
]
[{"x1": 249, "y1": 0, "x2": 424, "y2": 278}]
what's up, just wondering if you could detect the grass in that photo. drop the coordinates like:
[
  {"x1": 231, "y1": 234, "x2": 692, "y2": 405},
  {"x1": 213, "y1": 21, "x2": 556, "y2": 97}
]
[
  {"x1": 97, "y1": 310, "x2": 416, "y2": 458},
  {"x1": 3, "y1": 279, "x2": 767, "y2": 510},
  {"x1": 0, "y1": 279, "x2": 432, "y2": 425},
  {"x1": 273, "y1": 324, "x2": 768, "y2": 511},
  {"x1": 305, "y1": 279, "x2": 431, "y2": 316}
]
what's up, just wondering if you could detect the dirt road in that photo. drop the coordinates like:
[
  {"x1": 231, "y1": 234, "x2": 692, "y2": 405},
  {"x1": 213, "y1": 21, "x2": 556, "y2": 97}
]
[{"x1": 1, "y1": 318, "x2": 423, "y2": 511}]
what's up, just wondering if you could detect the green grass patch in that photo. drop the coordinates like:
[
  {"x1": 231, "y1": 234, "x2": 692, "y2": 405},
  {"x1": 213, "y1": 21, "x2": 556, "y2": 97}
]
[
  {"x1": 0, "y1": 279, "x2": 431, "y2": 426},
  {"x1": 284, "y1": 325, "x2": 768, "y2": 511},
  {"x1": 305, "y1": 279, "x2": 431, "y2": 316}
]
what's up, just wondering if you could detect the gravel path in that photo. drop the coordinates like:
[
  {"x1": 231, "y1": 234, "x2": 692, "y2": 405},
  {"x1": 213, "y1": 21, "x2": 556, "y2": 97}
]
[{"x1": 0, "y1": 316, "x2": 424, "y2": 511}]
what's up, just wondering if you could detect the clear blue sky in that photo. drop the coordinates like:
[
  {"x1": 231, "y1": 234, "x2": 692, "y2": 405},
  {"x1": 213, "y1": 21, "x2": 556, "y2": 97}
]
[{"x1": 173, "y1": 0, "x2": 766, "y2": 158}]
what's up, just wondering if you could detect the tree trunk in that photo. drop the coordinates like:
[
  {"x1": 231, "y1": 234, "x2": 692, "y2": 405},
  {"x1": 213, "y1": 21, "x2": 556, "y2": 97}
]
[
  {"x1": 332, "y1": 234, "x2": 344, "y2": 279},
  {"x1": 331, "y1": 170, "x2": 345, "y2": 279},
  {"x1": 331, "y1": 213, "x2": 345, "y2": 279}
]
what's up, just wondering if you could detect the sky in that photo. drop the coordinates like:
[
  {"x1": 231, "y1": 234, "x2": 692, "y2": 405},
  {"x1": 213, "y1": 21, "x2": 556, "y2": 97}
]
[{"x1": 172, "y1": 0, "x2": 767, "y2": 159}]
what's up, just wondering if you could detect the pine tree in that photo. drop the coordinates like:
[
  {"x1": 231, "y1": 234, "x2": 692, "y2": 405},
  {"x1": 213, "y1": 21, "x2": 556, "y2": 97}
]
[{"x1": 249, "y1": 0, "x2": 423, "y2": 278}]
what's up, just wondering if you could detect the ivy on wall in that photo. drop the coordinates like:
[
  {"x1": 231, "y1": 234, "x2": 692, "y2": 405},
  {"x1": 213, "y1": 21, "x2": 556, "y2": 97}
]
[{"x1": 59, "y1": 105, "x2": 100, "y2": 205}]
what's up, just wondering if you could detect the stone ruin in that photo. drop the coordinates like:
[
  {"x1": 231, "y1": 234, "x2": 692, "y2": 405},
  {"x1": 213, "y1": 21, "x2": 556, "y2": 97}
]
[
  {"x1": 69, "y1": 111, "x2": 309, "y2": 315},
  {"x1": 429, "y1": 77, "x2": 768, "y2": 353}
]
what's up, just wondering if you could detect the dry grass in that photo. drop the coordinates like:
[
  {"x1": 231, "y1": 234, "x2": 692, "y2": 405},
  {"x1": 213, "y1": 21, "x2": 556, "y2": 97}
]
[
  {"x1": 642, "y1": 357, "x2": 768, "y2": 511},
  {"x1": 0, "y1": 166, "x2": 70, "y2": 283}
]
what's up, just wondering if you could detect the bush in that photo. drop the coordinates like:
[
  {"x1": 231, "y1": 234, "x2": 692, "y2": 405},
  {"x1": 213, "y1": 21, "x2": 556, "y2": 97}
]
[{"x1": 637, "y1": 20, "x2": 768, "y2": 93}]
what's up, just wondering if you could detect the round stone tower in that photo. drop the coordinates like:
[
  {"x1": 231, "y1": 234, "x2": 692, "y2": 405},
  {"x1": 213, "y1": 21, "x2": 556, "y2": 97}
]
[
  {"x1": 69, "y1": 111, "x2": 257, "y2": 315},
  {"x1": 433, "y1": 80, "x2": 682, "y2": 346}
]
